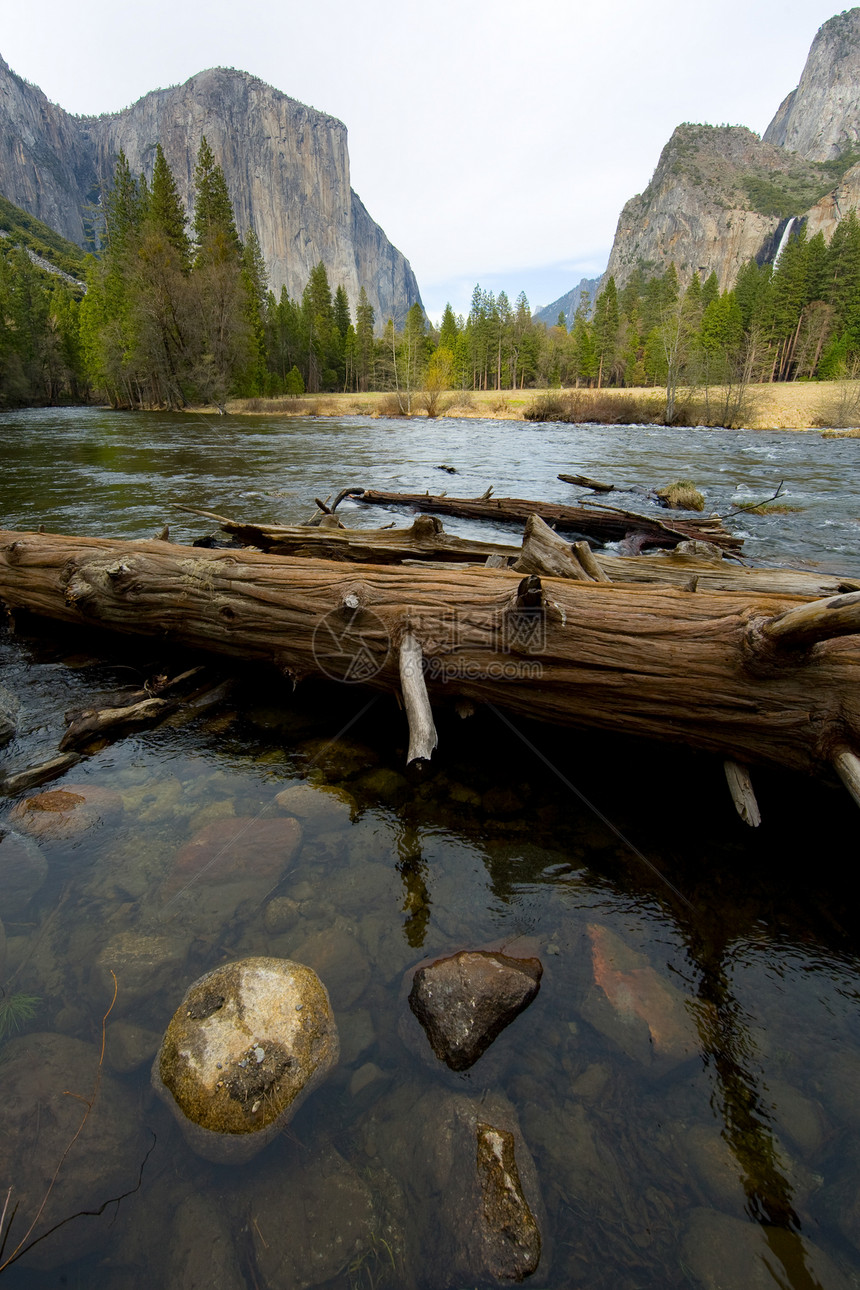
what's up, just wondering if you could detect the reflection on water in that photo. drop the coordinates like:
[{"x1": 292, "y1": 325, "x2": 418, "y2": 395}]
[{"x1": 1, "y1": 408, "x2": 860, "y2": 1287}]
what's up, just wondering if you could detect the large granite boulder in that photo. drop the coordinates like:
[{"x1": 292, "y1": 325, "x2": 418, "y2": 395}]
[
  {"x1": 152, "y1": 957, "x2": 339, "y2": 1163},
  {"x1": 407, "y1": 950, "x2": 542, "y2": 1070},
  {"x1": 0, "y1": 1033, "x2": 147, "y2": 1271}
]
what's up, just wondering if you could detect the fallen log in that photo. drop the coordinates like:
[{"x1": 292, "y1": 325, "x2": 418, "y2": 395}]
[
  {"x1": 350, "y1": 487, "x2": 743, "y2": 553},
  {"x1": 0, "y1": 753, "x2": 82, "y2": 797},
  {"x1": 1, "y1": 531, "x2": 858, "y2": 801},
  {"x1": 558, "y1": 473, "x2": 615, "y2": 492},
  {"x1": 59, "y1": 695, "x2": 176, "y2": 751},
  {"x1": 177, "y1": 507, "x2": 520, "y2": 565}
]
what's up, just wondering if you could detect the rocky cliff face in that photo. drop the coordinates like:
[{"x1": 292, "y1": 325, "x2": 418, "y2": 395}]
[
  {"x1": 603, "y1": 9, "x2": 860, "y2": 294},
  {"x1": 0, "y1": 57, "x2": 97, "y2": 245},
  {"x1": 604, "y1": 125, "x2": 839, "y2": 291},
  {"x1": 764, "y1": 9, "x2": 860, "y2": 160},
  {"x1": 0, "y1": 60, "x2": 421, "y2": 324}
]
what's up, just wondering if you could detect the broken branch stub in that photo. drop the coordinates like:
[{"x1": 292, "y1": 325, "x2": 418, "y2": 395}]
[
  {"x1": 760, "y1": 590, "x2": 860, "y2": 651},
  {"x1": 399, "y1": 633, "x2": 438, "y2": 765}
]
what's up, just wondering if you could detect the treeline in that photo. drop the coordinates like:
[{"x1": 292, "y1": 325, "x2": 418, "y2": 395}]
[
  {"x1": 562, "y1": 216, "x2": 860, "y2": 399},
  {"x1": 0, "y1": 243, "x2": 83, "y2": 406},
  {"x1": 5, "y1": 138, "x2": 860, "y2": 412}
]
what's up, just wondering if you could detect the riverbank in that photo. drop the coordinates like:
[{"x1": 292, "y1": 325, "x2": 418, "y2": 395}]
[{"x1": 221, "y1": 381, "x2": 860, "y2": 431}]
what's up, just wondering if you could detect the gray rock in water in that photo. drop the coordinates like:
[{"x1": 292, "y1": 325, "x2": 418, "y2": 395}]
[
  {"x1": 152, "y1": 957, "x2": 339, "y2": 1163},
  {"x1": 407, "y1": 950, "x2": 542, "y2": 1070},
  {"x1": 167, "y1": 1192, "x2": 244, "y2": 1290},
  {"x1": 0, "y1": 1033, "x2": 147, "y2": 1271},
  {"x1": 0, "y1": 827, "x2": 48, "y2": 918}
]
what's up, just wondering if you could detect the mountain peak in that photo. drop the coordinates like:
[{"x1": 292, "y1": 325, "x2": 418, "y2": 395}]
[{"x1": 764, "y1": 7, "x2": 860, "y2": 159}]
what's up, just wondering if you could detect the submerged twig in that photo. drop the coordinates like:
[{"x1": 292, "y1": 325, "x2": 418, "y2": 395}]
[{"x1": 0, "y1": 972, "x2": 123, "y2": 1273}]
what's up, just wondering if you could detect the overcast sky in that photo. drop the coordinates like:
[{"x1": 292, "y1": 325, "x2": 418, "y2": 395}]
[{"x1": 2, "y1": 0, "x2": 842, "y2": 319}]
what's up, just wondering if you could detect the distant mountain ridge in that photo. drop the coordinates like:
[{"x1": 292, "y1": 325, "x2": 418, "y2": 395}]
[
  {"x1": 534, "y1": 278, "x2": 600, "y2": 328},
  {"x1": 0, "y1": 58, "x2": 421, "y2": 325}
]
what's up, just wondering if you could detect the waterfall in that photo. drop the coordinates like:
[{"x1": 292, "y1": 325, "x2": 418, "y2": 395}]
[{"x1": 772, "y1": 217, "x2": 796, "y2": 271}]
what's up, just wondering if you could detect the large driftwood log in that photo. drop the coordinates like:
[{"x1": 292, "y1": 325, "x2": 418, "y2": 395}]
[
  {"x1": 350, "y1": 487, "x2": 743, "y2": 553},
  {"x1": 0, "y1": 530, "x2": 858, "y2": 789}
]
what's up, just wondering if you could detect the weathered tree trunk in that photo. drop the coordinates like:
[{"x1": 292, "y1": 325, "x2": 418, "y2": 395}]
[
  {"x1": 350, "y1": 488, "x2": 743, "y2": 552},
  {"x1": 1, "y1": 530, "x2": 858, "y2": 789}
]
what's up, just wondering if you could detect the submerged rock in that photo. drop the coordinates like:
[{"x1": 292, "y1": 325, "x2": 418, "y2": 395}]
[
  {"x1": 358, "y1": 1086, "x2": 545, "y2": 1286},
  {"x1": 7, "y1": 783, "x2": 123, "y2": 840},
  {"x1": 167, "y1": 1192, "x2": 244, "y2": 1290},
  {"x1": 94, "y1": 929, "x2": 190, "y2": 1019},
  {"x1": 247, "y1": 1140, "x2": 379, "y2": 1288},
  {"x1": 105, "y1": 1020, "x2": 162, "y2": 1074},
  {"x1": 0, "y1": 1033, "x2": 146, "y2": 1271},
  {"x1": 681, "y1": 1207, "x2": 851, "y2": 1290},
  {"x1": 274, "y1": 781, "x2": 356, "y2": 828},
  {"x1": 0, "y1": 827, "x2": 48, "y2": 916},
  {"x1": 407, "y1": 950, "x2": 543, "y2": 1071},
  {"x1": 161, "y1": 816, "x2": 303, "y2": 898},
  {"x1": 581, "y1": 923, "x2": 700, "y2": 1068},
  {"x1": 152, "y1": 957, "x2": 339, "y2": 1163},
  {"x1": 290, "y1": 920, "x2": 372, "y2": 1009}
]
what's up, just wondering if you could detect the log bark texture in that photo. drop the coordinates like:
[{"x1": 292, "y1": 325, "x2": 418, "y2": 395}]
[{"x1": 1, "y1": 530, "x2": 858, "y2": 780}]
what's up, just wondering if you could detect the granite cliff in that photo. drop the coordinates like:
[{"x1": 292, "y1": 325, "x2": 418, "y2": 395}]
[
  {"x1": 604, "y1": 124, "x2": 847, "y2": 291},
  {"x1": 603, "y1": 8, "x2": 860, "y2": 294},
  {"x1": 764, "y1": 8, "x2": 860, "y2": 160},
  {"x1": 0, "y1": 58, "x2": 421, "y2": 324}
]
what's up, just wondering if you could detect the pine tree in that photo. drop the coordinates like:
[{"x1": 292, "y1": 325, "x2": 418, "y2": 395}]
[
  {"x1": 192, "y1": 137, "x2": 242, "y2": 265},
  {"x1": 239, "y1": 228, "x2": 269, "y2": 394},
  {"x1": 438, "y1": 303, "x2": 459, "y2": 353},
  {"x1": 593, "y1": 276, "x2": 619, "y2": 388},
  {"x1": 302, "y1": 262, "x2": 338, "y2": 391},
  {"x1": 355, "y1": 287, "x2": 375, "y2": 392},
  {"x1": 149, "y1": 144, "x2": 191, "y2": 270}
]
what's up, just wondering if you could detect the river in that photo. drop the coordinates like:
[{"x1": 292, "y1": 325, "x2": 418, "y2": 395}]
[{"x1": 1, "y1": 406, "x2": 859, "y2": 1289}]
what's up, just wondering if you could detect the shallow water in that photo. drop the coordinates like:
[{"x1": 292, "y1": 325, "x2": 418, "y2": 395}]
[{"x1": 1, "y1": 407, "x2": 860, "y2": 1289}]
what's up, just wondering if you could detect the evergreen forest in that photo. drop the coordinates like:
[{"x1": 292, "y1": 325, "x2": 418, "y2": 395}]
[{"x1": 3, "y1": 142, "x2": 860, "y2": 420}]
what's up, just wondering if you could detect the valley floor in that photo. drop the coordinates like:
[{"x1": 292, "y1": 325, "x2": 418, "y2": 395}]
[{"x1": 221, "y1": 381, "x2": 860, "y2": 432}]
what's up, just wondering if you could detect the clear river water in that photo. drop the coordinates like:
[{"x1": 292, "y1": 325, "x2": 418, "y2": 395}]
[{"x1": 1, "y1": 406, "x2": 859, "y2": 1290}]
